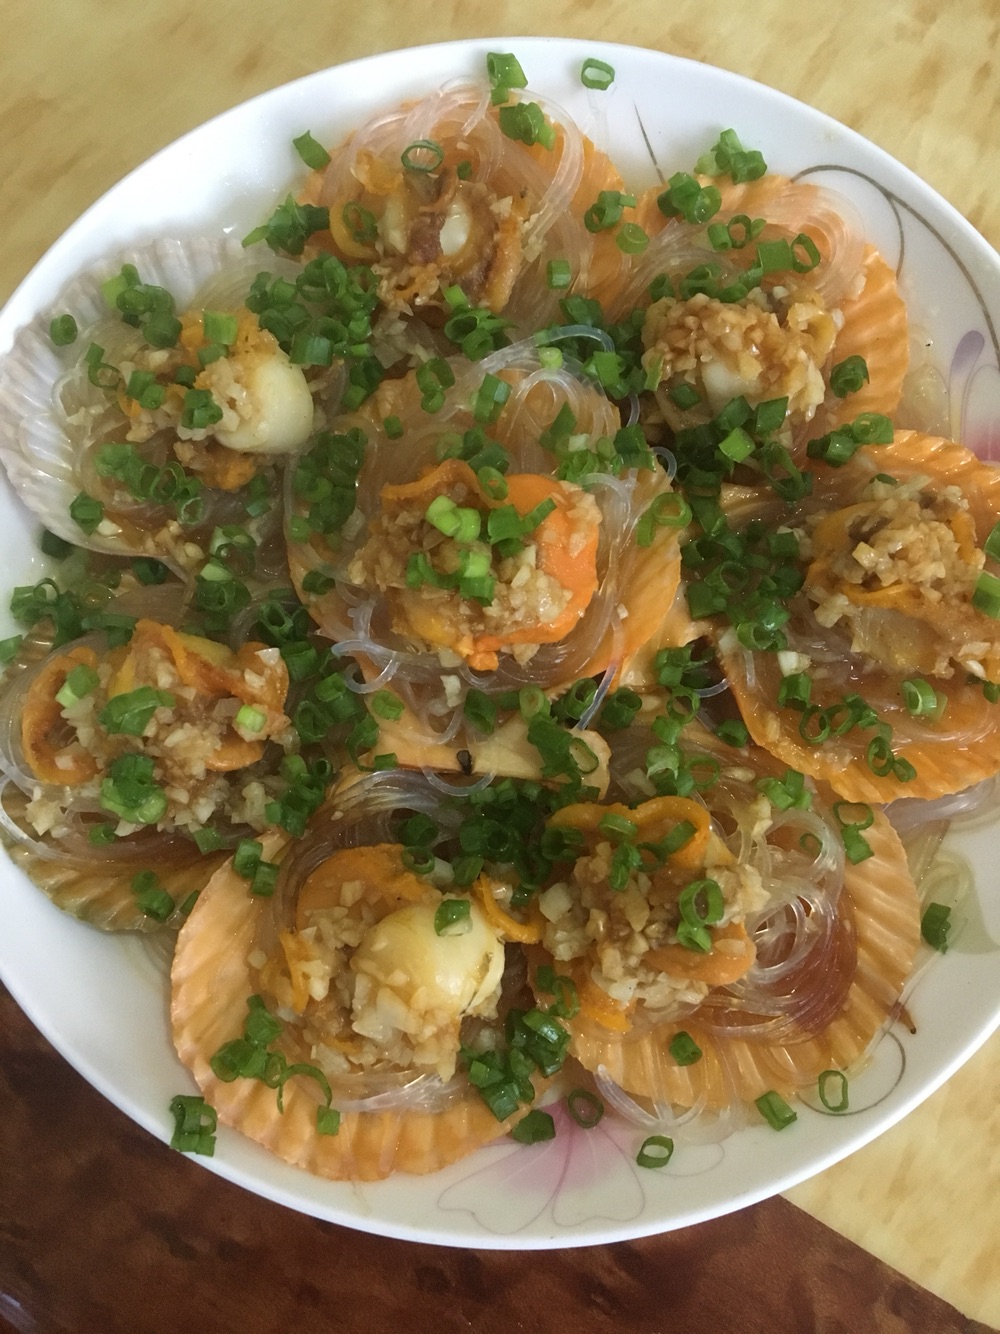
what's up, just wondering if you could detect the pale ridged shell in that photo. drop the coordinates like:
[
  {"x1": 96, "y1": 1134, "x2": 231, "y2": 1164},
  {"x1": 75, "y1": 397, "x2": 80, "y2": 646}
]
[{"x1": 0, "y1": 233, "x2": 281, "y2": 554}]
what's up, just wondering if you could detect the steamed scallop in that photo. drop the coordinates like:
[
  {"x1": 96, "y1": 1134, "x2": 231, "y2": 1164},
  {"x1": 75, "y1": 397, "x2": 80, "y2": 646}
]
[
  {"x1": 0, "y1": 235, "x2": 322, "y2": 574},
  {"x1": 1, "y1": 618, "x2": 292, "y2": 864},
  {"x1": 300, "y1": 80, "x2": 624, "y2": 330},
  {"x1": 536, "y1": 723, "x2": 921, "y2": 1109},
  {"x1": 715, "y1": 431, "x2": 1000, "y2": 802},
  {"x1": 170, "y1": 775, "x2": 546, "y2": 1180},
  {"x1": 625, "y1": 174, "x2": 907, "y2": 453},
  {"x1": 285, "y1": 346, "x2": 687, "y2": 772}
]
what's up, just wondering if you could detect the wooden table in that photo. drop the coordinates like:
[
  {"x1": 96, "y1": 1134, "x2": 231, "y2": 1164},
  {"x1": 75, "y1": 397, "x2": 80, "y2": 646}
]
[{"x1": 1, "y1": 2, "x2": 998, "y2": 1329}]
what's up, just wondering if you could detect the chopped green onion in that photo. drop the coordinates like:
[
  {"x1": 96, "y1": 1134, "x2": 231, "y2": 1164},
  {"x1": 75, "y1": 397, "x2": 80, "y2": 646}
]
[
  {"x1": 668, "y1": 1031, "x2": 703, "y2": 1066},
  {"x1": 251, "y1": 861, "x2": 279, "y2": 897},
  {"x1": 546, "y1": 259, "x2": 572, "y2": 290},
  {"x1": 181, "y1": 387, "x2": 222, "y2": 431},
  {"x1": 55, "y1": 663, "x2": 99, "y2": 708},
  {"x1": 584, "y1": 190, "x2": 636, "y2": 233},
  {"x1": 715, "y1": 719, "x2": 749, "y2": 748},
  {"x1": 49, "y1": 314, "x2": 78, "y2": 346},
  {"x1": 972, "y1": 571, "x2": 1000, "y2": 618},
  {"x1": 901, "y1": 677, "x2": 944, "y2": 718},
  {"x1": 132, "y1": 869, "x2": 175, "y2": 923},
  {"x1": 383, "y1": 414, "x2": 403, "y2": 440},
  {"x1": 193, "y1": 827, "x2": 224, "y2": 854},
  {"x1": 434, "y1": 898, "x2": 472, "y2": 936},
  {"x1": 830, "y1": 355, "x2": 870, "y2": 397},
  {"x1": 635, "y1": 492, "x2": 692, "y2": 548},
  {"x1": 39, "y1": 529, "x2": 73, "y2": 560},
  {"x1": 486, "y1": 52, "x2": 528, "y2": 97},
  {"x1": 292, "y1": 130, "x2": 331, "y2": 170},
  {"x1": 778, "y1": 672, "x2": 812, "y2": 711},
  {"x1": 833, "y1": 800, "x2": 875, "y2": 864},
  {"x1": 657, "y1": 172, "x2": 721, "y2": 226},
  {"x1": 401, "y1": 139, "x2": 444, "y2": 172},
  {"x1": 616, "y1": 223, "x2": 648, "y2": 254},
  {"x1": 757, "y1": 768, "x2": 811, "y2": 812},
  {"x1": 497, "y1": 102, "x2": 556, "y2": 150},
  {"x1": 235, "y1": 704, "x2": 267, "y2": 733},
  {"x1": 370, "y1": 689, "x2": 404, "y2": 721},
  {"x1": 473, "y1": 373, "x2": 511, "y2": 424},
  {"x1": 169, "y1": 1094, "x2": 217, "y2": 1155},
  {"x1": 425, "y1": 494, "x2": 482, "y2": 543},
  {"x1": 669, "y1": 382, "x2": 701, "y2": 411},
  {"x1": 511, "y1": 1109, "x2": 556, "y2": 1144},
  {"x1": 415, "y1": 357, "x2": 455, "y2": 413},
  {"x1": 817, "y1": 1069, "x2": 849, "y2": 1113},
  {"x1": 566, "y1": 1088, "x2": 605, "y2": 1127},
  {"x1": 695, "y1": 129, "x2": 767, "y2": 184},
  {"x1": 636, "y1": 1134, "x2": 674, "y2": 1168},
  {"x1": 755, "y1": 1089, "x2": 797, "y2": 1130},
  {"x1": 233, "y1": 838, "x2": 264, "y2": 879},
  {"x1": 199, "y1": 311, "x2": 237, "y2": 348},
  {"x1": 598, "y1": 812, "x2": 639, "y2": 841},
  {"x1": 718, "y1": 426, "x2": 755, "y2": 463},
  {"x1": 920, "y1": 901, "x2": 952, "y2": 952},
  {"x1": 463, "y1": 688, "x2": 499, "y2": 736},
  {"x1": 99, "y1": 754, "x2": 168, "y2": 825},
  {"x1": 402, "y1": 846, "x2": 436, "y2": 875},
  {"x1": 580, "y1": 57, "x2": 615, "y2": 90},
  {"x1": 99, "y1": 686, "x2": 174, "y2": 736},
  {"x1": 0, "y1": 634, "x2": 22, "y2": 666},
  {"x1": 599, "y1": 686, "x2": 642, "y2": 731},
  {"x1": 316, "y1": 1106, "x2": 341, "y2": 1136},
  {"x1": 69, "y1": 492, "x2": 104, "y2": 535}
]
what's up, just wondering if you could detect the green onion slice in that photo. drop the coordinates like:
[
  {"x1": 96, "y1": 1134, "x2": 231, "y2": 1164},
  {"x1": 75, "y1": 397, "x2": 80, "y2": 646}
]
[
  {"x1": 901, "y1": 677, "x2": 944, "y2": 718},
  {"x1": 49, "y1": 314, "x2": 79, "y2": 346},
  {"x1": 755, "y1": 1089, "x2": 797, "y2": 1130},
  {"x1": 920, "y1": 901, "x2": 952, "y2": 952},
  {"x1": 580, "y1": 57, "x2": 615, "y2": 90},
  {"x1": 401, "y1": 139, "x2": 444, "y2": 172},
  {"x1": 292, "y1": 130, "x2": 331, "y2": 170},
  {"x1": 169, "y1": 1094, "x2": 217, "y2": 1155},
  {"x1": 511, "y1": 1109, "x2": 556, "y2": 1144},
  {"x1": 636, "y1": 1134, "x2": 674, "y2": 1168},
  {"x1": 817, "y1": 1069, "x2": 849, "y2": 1113},
  {"x1": 829, "y1": 355, "x2": 870, "y2": 397},
  {"x1": 668, "y1": 1031, "x2": 703, "y2": 1066},
  {"x1": 434, "y1": 898, "x2": 472, "y2": 936},
  {"x1": 566, "y1": 1088, "x2": 605, "y2": 1128}
]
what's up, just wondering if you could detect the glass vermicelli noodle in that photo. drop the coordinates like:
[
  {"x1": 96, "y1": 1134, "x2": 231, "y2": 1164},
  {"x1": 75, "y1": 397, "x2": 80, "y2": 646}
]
[{"x1": 0, "y1": 48, "x2": 990, "y2": 1180}]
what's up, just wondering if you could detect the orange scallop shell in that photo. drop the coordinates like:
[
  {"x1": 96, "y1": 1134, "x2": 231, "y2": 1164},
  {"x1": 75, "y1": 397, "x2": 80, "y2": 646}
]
[
  {"x1": 717, "y1": 431, "x2": 1000, "y2": 802},
  {"x1": 566, "y1": 804, "x2": 920, "y2": 1107},
  {"x1": 170, "y1": 835, "x2": 524, "y2": 1180}
]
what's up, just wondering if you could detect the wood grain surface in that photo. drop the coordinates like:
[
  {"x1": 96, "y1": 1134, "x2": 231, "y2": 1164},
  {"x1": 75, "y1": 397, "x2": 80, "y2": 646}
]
[{"x1": 1, "y1": 984, "x2": 994, "y2": 1334}]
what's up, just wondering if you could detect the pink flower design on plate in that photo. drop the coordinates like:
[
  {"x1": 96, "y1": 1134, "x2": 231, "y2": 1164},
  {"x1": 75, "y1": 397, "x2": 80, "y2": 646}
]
[{"x1": 436, "y1": 1099, "x2": 650, "y2": 1234}]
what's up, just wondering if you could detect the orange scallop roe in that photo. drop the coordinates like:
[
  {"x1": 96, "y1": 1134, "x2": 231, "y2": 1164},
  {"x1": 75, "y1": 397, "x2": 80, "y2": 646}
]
[{"x1": 352, "y1": 458, "x2": 601, "y2": 671}]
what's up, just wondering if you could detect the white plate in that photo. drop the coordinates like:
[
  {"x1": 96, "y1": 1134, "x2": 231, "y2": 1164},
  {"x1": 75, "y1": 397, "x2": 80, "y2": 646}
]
[{"x1": 1, "y1": 37, "x2": 999, "y2": 1248}]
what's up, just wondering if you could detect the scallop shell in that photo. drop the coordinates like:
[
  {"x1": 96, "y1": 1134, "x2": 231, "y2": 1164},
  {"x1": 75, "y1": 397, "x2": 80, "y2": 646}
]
[
  {"x1": 0, "y1": 782, "x2": 228, "y2": 932},
  {"x1": 170, "y1": 817, "x2": 532, "y2": 1180},
  {"x1": 565, "y1": 801, "x2": 920, "y2": 1108},
  {"x1": 718, "y1": 431, "x2": 1000, "y2": 803},
  {"x1": 0, "y1": 233, "x2": 294, "y2": 558}
]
